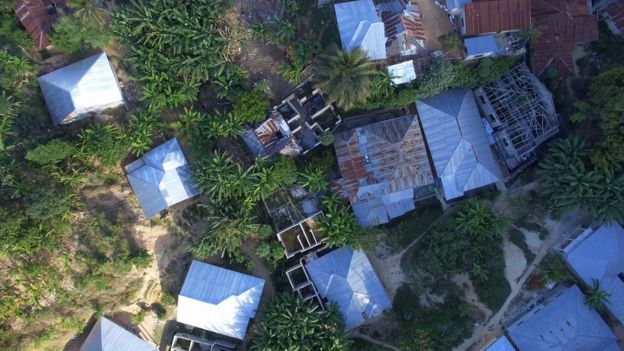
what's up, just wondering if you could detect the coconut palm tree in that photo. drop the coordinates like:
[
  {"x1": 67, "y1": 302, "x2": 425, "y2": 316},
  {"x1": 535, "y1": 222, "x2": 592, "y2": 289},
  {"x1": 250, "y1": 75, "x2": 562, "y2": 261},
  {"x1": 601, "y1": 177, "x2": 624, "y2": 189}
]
[
  {"x1": 312, "y1": 47, "x2": 377, "y2": 110},
  {"x1": 69, "y1": 0, "x2": 108, "y2": 25},
  {"x1": 585, "y1": 278, "x2": 611, "y2": 311},
  {"x1": 456, "y1": 199, "x2": 508, "y2": 241}
]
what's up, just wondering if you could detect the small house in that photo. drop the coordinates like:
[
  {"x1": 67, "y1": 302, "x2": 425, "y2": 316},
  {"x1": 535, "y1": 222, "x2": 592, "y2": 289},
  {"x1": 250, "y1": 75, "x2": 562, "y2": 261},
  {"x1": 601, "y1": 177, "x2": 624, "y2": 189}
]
[
  {"x1": 38, "y1": 52, "x2": 124, "y2": 126},
  {"x1": 450, "y1": 0, "x2": 531, "y2": 37},
  {"x1": 416, "y1": 89, "x2": 503, "y2": 201},
  {"x1": 304, "y1": 247, "x2": 391, "y2": 330},
  {"x1": 334, "y1": 0, "x2": 387, "y2": 60},
  {"x1": 80, "y1": 317, "x2": 155, "y2": 351},
  {"x1": 177, "y1": 260, "x2": 265, "y2": 340},
  {"x1": 564, "y1": 223, "x2": 624, "y2": 325},
  {"x1": 506, "y1": 285, "x2": 619, "y2": 351},
  {"x1": 125, "y1": 138, "x2": 199, "y2": 218}
]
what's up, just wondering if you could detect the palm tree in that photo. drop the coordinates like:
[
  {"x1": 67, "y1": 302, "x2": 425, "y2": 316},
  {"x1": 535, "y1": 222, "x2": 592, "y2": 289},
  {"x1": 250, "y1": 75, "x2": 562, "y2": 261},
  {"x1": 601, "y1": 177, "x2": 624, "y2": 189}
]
[
  {"x1": 189, "y1": 212, "x2": 259, "y2": 260},
  {"x1": 312, "y1": 47, "x2": 377, "y2": 110},
  {"x1": 192, "y1": 152, "x2": 257, "y2": 201},
  {"x1": 456, "y1": 199, "x2": 508, "y2": 241},
  {"x1": 319, "y1": 196, "x2": 362, "y2": 248},
  {"x1": 69, "y1": 0, "x2": 108, "y2": 25},
  {"x1": 585, "y1": 278, "x2": 611, "y2": 311},
  {"x1": 277, "y1": 63, "x2": 303, "y2": 84},
  {"x1": 298, "y1": 168, "x2": 328, "y2": 193},
  {"x1": 471, "y1": 263, "x2": 490, "y2": 282}
]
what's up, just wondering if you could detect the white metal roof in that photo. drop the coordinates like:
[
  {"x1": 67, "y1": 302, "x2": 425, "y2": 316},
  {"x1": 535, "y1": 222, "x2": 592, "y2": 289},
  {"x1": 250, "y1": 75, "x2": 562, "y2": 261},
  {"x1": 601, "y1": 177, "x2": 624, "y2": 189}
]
[
  {"x1": 125, "y1": 138, "x2": 199, "y2": 218},
  {"x1": 177, "y1": 260, "x2": 265, "y2": 340},
  {"x1": 334, "y1": 0, "x2": 387, "y2": 60},
  {"x1": 305, "y1": 247, "x2": 391, "y2": 330},
  {"x1": 416, "y1": 89, "x2": 503, "y2": 200},
  {"x1": 564, "y1": 223, "x2": 624, "y2": 325},
  {"x1": 387, "y1": 60, "x2": 417, "y2": 85},
  {"x1": 80, "y1": 317, "x2": 155, "y2": 351},
  {"x1": 38, "y1": 52, "x2": 124, "y2": 126}
]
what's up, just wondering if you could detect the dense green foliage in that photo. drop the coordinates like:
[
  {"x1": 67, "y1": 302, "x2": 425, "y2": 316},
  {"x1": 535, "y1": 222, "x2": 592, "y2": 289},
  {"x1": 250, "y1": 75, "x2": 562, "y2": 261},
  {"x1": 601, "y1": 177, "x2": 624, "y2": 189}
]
[
  {"x1": 313, "y1": 47, "x2": 378, "y2": 110},
  {"x1": 318, "y1": 195, "x2": 363, "y2": 248},
  {"x1": 539, "y1": 137, "x2": 624, "y2": 222},
  {"x1": 111, "y1": 0, "x2": 244, "y2": 108},
  {"x1": 251, "y1": 293, "x2": 351, "y2": 351},
  {"x1": 232, "y1": 82, "x2": 271, "y2": 124},
  {"x1": 585, "y1": 279, "x2": 612, "y2": 311},
  {"x1": 50, "y1": 16, "x2": 110, "y2": 54}
]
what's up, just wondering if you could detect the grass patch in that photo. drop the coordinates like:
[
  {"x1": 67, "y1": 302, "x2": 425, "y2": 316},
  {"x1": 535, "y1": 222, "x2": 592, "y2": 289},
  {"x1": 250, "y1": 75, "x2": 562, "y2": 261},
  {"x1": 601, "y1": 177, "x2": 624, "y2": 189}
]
[
  {"x1": 386, "y1": 204, "x2": 443, "y2": 248},
  {"x1": 508, "y1": 227, "x2": 536, "y2": 262},
  {"x1": 472, "y1": 260, "x2": 511, "y2": 312}
]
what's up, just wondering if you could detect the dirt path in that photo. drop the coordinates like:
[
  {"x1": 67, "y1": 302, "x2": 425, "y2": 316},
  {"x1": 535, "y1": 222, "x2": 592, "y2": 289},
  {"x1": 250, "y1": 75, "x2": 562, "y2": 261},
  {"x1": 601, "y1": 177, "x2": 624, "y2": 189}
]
[
  {"x1": 454, "y1": 212, "x2": 583, "y2": 351},
  {"x1": 452, "y1": 273, "x2": 493, "y2": 320},
  {"x1": 241, "y1": 242, "x2": 277, "y2": 300},
  {"x1": 502, "y1": 232, "x2": 527, "y2": 284}
]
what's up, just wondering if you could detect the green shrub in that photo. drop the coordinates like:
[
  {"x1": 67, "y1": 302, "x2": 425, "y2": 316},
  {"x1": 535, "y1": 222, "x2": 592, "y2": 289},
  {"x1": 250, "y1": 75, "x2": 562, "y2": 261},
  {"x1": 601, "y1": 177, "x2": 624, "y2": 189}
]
[
  {"x1": 131, "y1": 310, "x2": 145, "y2": 325},
  {"x1": 79, "y1": 124, "x2": 126, "y2": 168},
  {"x1": 25, "y1": 139, "x2": 75, "y2": 166},
  {"x1": 50, "y1": 16, "x2": 110, "y2": 54},
  {"x1": 232, "y1": 83, "x2": 270, "y2": 124}
]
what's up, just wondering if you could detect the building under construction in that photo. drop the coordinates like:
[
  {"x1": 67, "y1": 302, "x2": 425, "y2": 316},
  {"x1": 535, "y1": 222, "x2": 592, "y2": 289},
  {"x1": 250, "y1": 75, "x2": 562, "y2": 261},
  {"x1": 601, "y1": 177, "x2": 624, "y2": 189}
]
[{"x1": 474, "y1": 64, "x2": 559, "y2": 171}]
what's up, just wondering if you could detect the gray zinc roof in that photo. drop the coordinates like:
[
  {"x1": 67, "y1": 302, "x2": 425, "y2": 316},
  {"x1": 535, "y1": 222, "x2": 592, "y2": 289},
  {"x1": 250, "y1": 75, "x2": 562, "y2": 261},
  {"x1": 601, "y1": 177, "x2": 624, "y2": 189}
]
[
  {"x1": 38, "y1": 52, "x2": 124, "y2": 126},
  {"x1": 564, "y1": 223, "x2": 624, "y2": 325},
  {"x1": 416, "y1": 89, "x2": 502, "y2": 201},
  {"x1": 507, "y1": 285, "x2": 619, "y2": 351},
  {"x1": 485, "y1": 336, "x2": 515, "y2": 351},
  {"x1": 177, "y1": 260, "x2": 265, "y2": 340},
  {"x1": 125, "y1": 138, "x2": 198, "y2": 218},
  {"x1": 334, "y1": 0, "x2": 387, "y2": 60},
  {"x1": 80, "y1": 317, "x2": 155, "y2": 351},
  {"x1": 305, "y1": 247, "x2": 391, "y2": 330}
]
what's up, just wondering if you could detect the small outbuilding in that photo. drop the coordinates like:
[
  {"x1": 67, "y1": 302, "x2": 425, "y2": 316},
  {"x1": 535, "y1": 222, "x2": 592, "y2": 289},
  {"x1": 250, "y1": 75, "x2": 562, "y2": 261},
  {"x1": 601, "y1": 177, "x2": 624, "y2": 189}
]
[
  {"x1": 177, "y1": 260, "x2": 265, "y2": 340},
  {"x1": 125, "y1": 138, "x2": 198, "y2": 218},
  {"x1": 80, "y1": 317, "x2": 155, "y2": 351},
  {"x1": 304, "y1": 247, "x2": 391, "y2": 330},
  {"x1": 38, "y1": 52, "x2": 124, "y2": 126}
]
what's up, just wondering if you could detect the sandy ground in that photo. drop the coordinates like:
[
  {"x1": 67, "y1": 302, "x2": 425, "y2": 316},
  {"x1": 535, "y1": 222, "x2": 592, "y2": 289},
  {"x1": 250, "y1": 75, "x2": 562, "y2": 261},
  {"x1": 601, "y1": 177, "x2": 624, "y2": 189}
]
[
  {"x1": 413, "y1": 0, "x2": 453, "y2": 52},
  {"x1": 366, "y1": 244, "x2": 406, "y2": 300},
  {"x1": 502, "y1": 233, "x2": 527, "y2": 285},
  {"x1": 452, "y1": 273, "x2": 493, "y2": 320},
  {"x1": 520, "y1": 228, "x2": 543, "y2": 253}
]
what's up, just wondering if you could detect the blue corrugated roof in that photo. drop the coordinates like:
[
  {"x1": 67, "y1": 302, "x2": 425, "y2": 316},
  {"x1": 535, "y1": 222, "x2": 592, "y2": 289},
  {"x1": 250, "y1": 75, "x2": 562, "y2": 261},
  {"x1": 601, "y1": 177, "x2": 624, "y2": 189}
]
[
  {"x1": 565, "y1": 223, "x2": 624, "y2": 325},
  {"x1": 80, "y1": 317, "x2": 155, "y2": 351},
  {"x1": 485, "y1": 336, "x2": 515, "y2": 351},
  {"x1": 447, "y1": 0, "x2": 473, "y2": 10},
  {"x1": 177, "y1": 260, "x2": 265, "y2": 340},
  {"x1": 305, "y1": 247, "x2": 391, "y2": 330},
  {"x1": 126, "y1": 138, "x2": 198, "y2": 218},
  {"x1": 507, "y1": 285, "x2": 619, "y2": 351},
  {"x1": 465, "y1": 35, "x2": 499, "y2": 57},
  {"x1": 38, "y1": 52, "x2": 124, "y2": 126},
  {"x1": 335, "y1": 0, "x2": 387, "y2": 60},
  {"x1": 416, "y1": 89, "x2": 502, "y2": 200}
]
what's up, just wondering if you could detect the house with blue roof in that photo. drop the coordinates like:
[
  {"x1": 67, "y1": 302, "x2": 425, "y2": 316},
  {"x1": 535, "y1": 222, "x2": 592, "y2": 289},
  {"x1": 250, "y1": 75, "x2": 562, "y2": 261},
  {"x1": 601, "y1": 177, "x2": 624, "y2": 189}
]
[
  {"x1": 80, "y1": 317, "x2": 155, "y2": 351},
  {"x1": 564, "y1": 223, "x2": 624, "y2": 326},
  {"x1": 177, "y1": 260, "x2": 265, "y2": 340},
  {"x1": 506, "y1": 285, "x2": 620, "y2": 351},
  {"x1": 334, "y1": 0, "x2": 387, "y2": 60},
  {"x1": 304, "y1": 247, "x2": 391, "y2": 330},
  {"x1": 416, "y1": 89, "x2": 503, "y2": 201},
  {"x1": 38, "y1": 52, "x2": 124, "y2": 126},
  {"x1": 484, "y1": 335, "x2": 515, "y2": 351},
  {"x1": 125, "y1": 138, "x2": 199, "y2": 218}
]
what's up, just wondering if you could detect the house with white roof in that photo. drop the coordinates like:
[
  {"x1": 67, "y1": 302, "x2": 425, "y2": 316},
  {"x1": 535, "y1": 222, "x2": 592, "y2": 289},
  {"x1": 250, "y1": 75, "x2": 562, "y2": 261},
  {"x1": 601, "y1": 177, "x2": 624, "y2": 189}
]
[
  {"x1": 38, "y1": 52, "x2": 124, "y2": 126},
  {"x1": 564, "y1": 223, "x2": 624, "y2": 326},
  {"x1": 125, "y1": 138, "x2": 199, "y2": 218},
  {"x1": 177, "y1": 260, "x2": 265, "y2": 340},
  {"x1": 506, "y1": 285, "x2": 619, "y2": 351},
  {"x1": 80, "y1": 317, "x2": 155, "y2": 351},
  {"x1": 304, "y1": 247, "x2": 391, "y2": 330},
  {"x1": 416, "y1": 89, "x2": 503, "y2": 201},
  {"x1": 334, "y1": 0, "x2": 387, "y2": 60}
]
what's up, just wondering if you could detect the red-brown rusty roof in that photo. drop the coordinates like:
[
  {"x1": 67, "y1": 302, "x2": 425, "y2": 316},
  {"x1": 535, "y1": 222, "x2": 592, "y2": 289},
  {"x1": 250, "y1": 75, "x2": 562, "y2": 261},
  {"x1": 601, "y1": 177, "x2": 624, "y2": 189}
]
[
  {"x1": 531, "y1": 0, "x2": 598, "y2": 76},
  {"x1": 14, "y1": 0, "x2": 67, "y2": 50},
  {"x1": 606, "y1": 0, "x2": 624, "y2": 34},
  {"x1": 333, "y1": 115, "x2": 433, "y2": 203},
  {"x1": 464, "y1": 0, "x2": 531, "y2": 35}
]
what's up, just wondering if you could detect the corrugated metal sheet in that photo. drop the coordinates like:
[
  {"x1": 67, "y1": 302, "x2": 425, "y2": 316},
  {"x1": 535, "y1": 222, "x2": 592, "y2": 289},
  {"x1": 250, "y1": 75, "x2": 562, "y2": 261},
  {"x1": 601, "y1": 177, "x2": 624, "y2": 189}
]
[
  {"x1": 532, "y1": 0, "x2": 599, "y2": 76},
  {"x1": 177, "y1": 260, "x2": 265, "y2": 340},
  {"x1": 564, "y1": 223, "x2": 624, "y2": 325},
  {"x1": 416, "y1": 89, "x2": 502, "y2": 201},
  {"x1": 80, "y1": 317, "x2": 155, "y2": 351},
  {"x1": 507, "y1": 285, "x2": 619, "y2": 351},
  {"x1": 335, "y1": 0, "x2": 387, "y2": 60},
  {"x1": 464, "y1": 0, "x2": 531, "y2": 35},
  {"x1": 14, "y1": 0, "x2": 67, "y2": 50},
  {"x1": 464, "y1": 35, "x2": 498, "y2": 57},
  {"x1": 333, "y1": 115, "x2": 434, "y2": 227},
  {"x1": 605, "y1": 1, "x2": 624, "y2": 34},
  {"x1": 387, "y1": 60, "x2": 416, "y2": 85},
  {"x1": 484, "y1": 336, "x2": 515, "y2": 351},
  {"x1": 126, "y1": 138, "x2": 198, "y2": 218},
  {"x1": 38, "y1": 52, "x2": 124, "y2": 126},
  {"x1": 305, "y1": 247, "x2": 391, "y2": 330}
]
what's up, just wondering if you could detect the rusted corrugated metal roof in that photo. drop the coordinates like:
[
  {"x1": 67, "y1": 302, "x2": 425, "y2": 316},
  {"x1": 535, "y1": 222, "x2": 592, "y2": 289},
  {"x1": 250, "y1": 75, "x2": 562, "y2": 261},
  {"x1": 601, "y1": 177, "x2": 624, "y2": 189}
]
[
  {"x1": 464, "y1": 0, "x2": 531, "y2": 35},
  {"x1": 333, "y1": 115, "x2": 434, "y2": 227},
  {"x1": 606, "y1": 0, "x2": 624, "y2": 34},
  {"x1": 531, "y1": 0, "x2": 598, "y2": 76},
  {"x1": 14, "y1": 0, "x2": 67, "y2": 50}
]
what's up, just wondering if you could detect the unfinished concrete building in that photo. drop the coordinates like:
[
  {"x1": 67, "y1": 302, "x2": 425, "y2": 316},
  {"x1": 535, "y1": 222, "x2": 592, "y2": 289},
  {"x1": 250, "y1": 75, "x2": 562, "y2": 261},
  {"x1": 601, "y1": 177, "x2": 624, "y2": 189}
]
[{"x1": 474, "y1": 64, "x2": 559, "y2": 171}]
